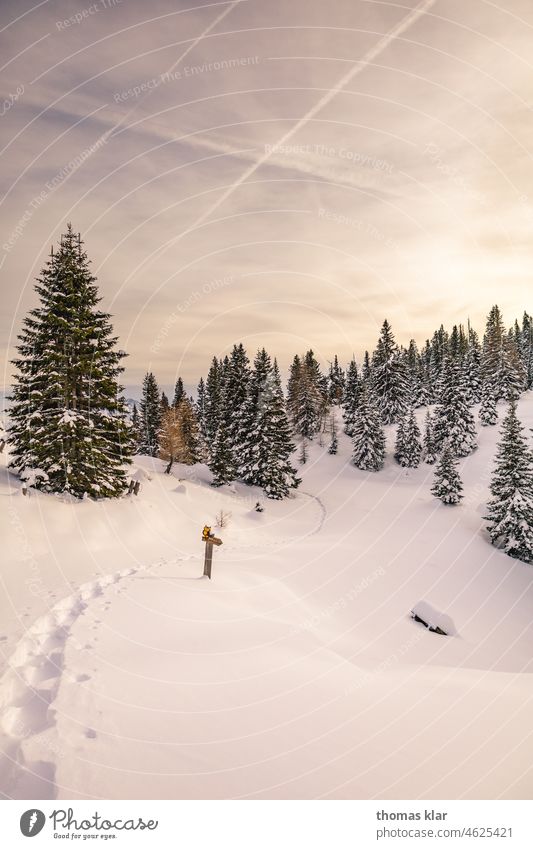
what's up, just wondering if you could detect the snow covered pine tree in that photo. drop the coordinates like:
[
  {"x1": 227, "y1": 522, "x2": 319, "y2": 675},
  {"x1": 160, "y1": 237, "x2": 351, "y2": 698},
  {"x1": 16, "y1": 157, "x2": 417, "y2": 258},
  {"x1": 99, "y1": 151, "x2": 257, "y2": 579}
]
[
  {"x1": 485, "y1": 401, "x2": 533, "y2": 564},
  {"x1": 240, "y1": 350, "x2": 300, "y2": 498},
  {"x1": 342, "y1": 358, "x2": 361, "y2": 437},
  {"x1": 395, "y1": 408, "x2": 422, "y2": 468},
  {"x1": 352, "y1": 386, "x2": 386, "y2": 471},
  {"x1": 9, "y1": 225, "x2": 133, "y2": 497},
  {"x1": 139, "y1": 372, "x2": 161, "y2": 456},
  {"x1": 370, "y1": 319, "x2": 410, "y2": 424},
  {"x1": 431, "y1": 443, "x2": 463, "y2": 505},
  {"x1": 433, "y1": 356, "x2": 477, "y2": 456}
]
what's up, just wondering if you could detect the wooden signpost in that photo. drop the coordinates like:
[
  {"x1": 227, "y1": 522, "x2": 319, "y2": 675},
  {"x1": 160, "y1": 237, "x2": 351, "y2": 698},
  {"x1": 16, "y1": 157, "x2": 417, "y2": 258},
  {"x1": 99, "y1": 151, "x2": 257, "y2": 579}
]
[{"x1": 202, "y1": 525, "x2": 222, "y2": 579}]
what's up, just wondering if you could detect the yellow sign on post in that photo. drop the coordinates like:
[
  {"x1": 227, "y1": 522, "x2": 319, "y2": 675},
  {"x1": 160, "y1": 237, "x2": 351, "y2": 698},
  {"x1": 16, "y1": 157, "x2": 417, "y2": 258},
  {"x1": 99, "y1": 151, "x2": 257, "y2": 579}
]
[{"x1": 202, "y1": 525, "x2": 223, "y2": 579}]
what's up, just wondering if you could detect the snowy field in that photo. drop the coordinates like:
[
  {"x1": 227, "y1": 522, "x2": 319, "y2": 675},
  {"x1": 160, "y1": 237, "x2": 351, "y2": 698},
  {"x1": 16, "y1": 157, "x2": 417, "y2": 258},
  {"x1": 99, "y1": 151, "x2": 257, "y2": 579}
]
[{"x1": 0, "y1": 396, "x2": 532, "y2": 800}]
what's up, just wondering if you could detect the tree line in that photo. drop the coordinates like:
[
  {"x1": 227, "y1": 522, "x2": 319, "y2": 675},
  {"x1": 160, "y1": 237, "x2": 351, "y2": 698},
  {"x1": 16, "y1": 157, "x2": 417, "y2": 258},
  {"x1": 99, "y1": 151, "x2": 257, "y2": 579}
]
[{"x1": 7, "y1": 226, "x2": 533, "y2": 563}]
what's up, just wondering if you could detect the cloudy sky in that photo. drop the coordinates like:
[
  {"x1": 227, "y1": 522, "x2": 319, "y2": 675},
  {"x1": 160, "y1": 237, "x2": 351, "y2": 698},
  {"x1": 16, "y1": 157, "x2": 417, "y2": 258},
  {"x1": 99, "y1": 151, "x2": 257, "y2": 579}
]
[{"x1": 1, "y1": 0, "x2": 532, "y2": 392}]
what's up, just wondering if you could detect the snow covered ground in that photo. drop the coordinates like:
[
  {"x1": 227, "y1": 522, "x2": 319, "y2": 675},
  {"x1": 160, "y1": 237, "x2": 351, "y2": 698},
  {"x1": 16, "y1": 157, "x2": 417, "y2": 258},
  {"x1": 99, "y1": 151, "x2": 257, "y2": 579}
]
[{"x1": 1, "y1": 396, "x2": 532, "y2": 800}]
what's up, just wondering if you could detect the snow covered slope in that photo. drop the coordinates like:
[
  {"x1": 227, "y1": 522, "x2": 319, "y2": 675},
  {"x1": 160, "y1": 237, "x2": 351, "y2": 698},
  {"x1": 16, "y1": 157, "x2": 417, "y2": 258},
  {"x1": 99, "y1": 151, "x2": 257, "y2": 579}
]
[{"x1": 0, "y1": 396, "x2": 532, "y2": 800}]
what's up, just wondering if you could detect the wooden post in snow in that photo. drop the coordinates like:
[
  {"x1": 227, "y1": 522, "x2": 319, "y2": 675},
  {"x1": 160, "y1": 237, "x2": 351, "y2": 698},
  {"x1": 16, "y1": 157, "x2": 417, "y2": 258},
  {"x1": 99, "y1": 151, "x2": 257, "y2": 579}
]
[{"x1": 202, "y1": 525, "x2": 222, "y2": 579}]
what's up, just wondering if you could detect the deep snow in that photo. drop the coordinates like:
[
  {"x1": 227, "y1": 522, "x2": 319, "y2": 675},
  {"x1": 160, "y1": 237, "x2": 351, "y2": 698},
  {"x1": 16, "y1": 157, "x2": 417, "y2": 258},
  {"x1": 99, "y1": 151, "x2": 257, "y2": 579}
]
[{"x1": 0, "y1": 396, "x2": 532, "y2": 800}]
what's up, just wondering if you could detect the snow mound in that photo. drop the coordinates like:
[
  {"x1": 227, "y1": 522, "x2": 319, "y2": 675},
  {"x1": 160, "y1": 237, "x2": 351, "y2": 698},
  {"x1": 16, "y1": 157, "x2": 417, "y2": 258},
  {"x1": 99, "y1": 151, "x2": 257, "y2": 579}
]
[{"x1": 410, "y1": 600, "x2": 457, "y2": 636}]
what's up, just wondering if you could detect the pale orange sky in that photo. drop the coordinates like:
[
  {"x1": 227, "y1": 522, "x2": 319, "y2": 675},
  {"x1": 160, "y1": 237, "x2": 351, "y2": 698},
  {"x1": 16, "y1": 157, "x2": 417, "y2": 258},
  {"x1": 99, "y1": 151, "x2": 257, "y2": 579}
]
[{"x1": 1, "y1": 0, "x2": 532, "y2": 391}]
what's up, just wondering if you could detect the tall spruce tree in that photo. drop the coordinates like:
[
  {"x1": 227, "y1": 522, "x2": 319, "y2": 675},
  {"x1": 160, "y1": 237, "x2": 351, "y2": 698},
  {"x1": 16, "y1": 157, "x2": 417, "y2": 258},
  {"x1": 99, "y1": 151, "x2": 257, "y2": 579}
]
[
  {"x1": 289, "y1": 350, "x2": 324, "y2": 439},
  {"x1": 256, "y1": 360, "x2": 300, "y2": 499},
  {"x1": 342, "y1": 358, "x2": 361, "y2": 436},
  {"x1": 172, "y1": 377, "x2": 185, "y2": 407},
  {"x1": 160, "y1": 391, "x2": 170, "y2": 414},
  {"x1": 421, "y1": 340, "x2": 436, "y2": 403},
  {"x1": 462, "y1": 325, "x2": 482, "y2": 405},
  {"x1": 521, "y1": 312, "x2": 533, "y2": 390},
  {"x1": 433, "y1": 357, "x2": 477, "y2": 456},
  {"x1": 139, "y1": 372, "x2": 161, "y2": 456},
  {"x1": 484, "y1": 401, "x2": 533, "y2": 563},
  {"x1": 328, "y1": 355, "x2": 345, "y2": 404},
  {"x1": 195, "y1": 376, "x2": 207, "y2": 437},
  {"x1": 205, "y1": 357, "x2": 222, "y2": 446},
  {"x1": 240, "y1": 351, "x2": 299, "y2": 497},
  {"x1": 370, "y1": 319, "x2": 410, "y2": 424},
  {"x1": 406, "y1": 340, "x2": 427, "y2": 407},
  {"x1": 362, "y1": 350, "x2": 371, "y2": 382},
  {"x1": 239, "y1": 348, "x2": 272, "y2": 485},
  {"x1": 351, "y1": 386, "x2": 386, "y2": 471},
  {"x1": 224, "y1": 342, "x2": 250, "y2": 467},
  {"x1": 431, "y1": 443, "x2": 463, "y2": 504},
  {"x1": 8, "y1": 225, "x2": 133, "y2": 497},
  {"x1": 131, "y1": 403, "x2": 142, "y2": 453},
  {"x1": 482, "y1": 305, "x2": 524, "y2": 400},
  {"x1": 429, "y1": 324, "x2": 449, "y2": 400}
]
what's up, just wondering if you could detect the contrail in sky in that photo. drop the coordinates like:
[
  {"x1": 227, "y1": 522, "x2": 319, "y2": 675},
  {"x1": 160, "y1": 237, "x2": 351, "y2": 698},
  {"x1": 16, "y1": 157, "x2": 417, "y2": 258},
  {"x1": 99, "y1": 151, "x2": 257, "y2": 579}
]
[{"x1": 137, "y1": 0, "x2": 436, "y2": 263}]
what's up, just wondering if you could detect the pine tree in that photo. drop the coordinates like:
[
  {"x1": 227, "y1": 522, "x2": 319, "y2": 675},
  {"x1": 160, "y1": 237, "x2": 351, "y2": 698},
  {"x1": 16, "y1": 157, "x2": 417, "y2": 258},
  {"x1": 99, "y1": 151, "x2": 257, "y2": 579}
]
[
  {"x1": 256, "y1": 360, "x2": 300, "y2": 499},
  {"x1": 223, "y1": 342, "x2": 250, "y2": 469},
  {"x1": 239, "y1": 348, "x2": 272, "y2": 484},
  {"x1": 423, "y1": 410, "x2": 437, "y2": 464},
  {"x1": 172, "y1": 377, "x2": 185, "y2": 408},
  {"x1": 342, "y1": 358, "x2": 361, "y2": 436},
  {"x1": 210, "y1": 419, "x2": 235, "y2": 487},
  {"x1": 433, "y1": 358, "x2": 477, "y2": 456},
  {"x1": 462, "y1": 325, "x2": 482, "y2": 405},
  {"x1": 395, "y1": 408, "x2": 422, "y2": 468},
  {"x1": 160, "y1": 391, "x2": 170, "y2": 414},
  {"x1": 479, "y1": 382, "x2": 498, "y2": 426},
  {"x1": 352, "y1": 387, "x2": 386, "y2": 471},
  {"x1": 290, "y1": 351, "x2": 324, "y2": 439},
  {"x1": 362, "y1": 350, "x2": 371, "y2": 382},
  {"x1": 131, "y1": 403, "x2": 142, "y2": 453},
  {"x1": 239, "y1": 351, "x2": 299, "y2": 497},
  {"x1": 370, "y1": 319, "x2": 410, "y2": 424},
  {"x1": 482, "y1": 305, "x2": 525, "y2": 401},
  {"x1": 287, "y1": 354, "x2": 302, "y2": 423},
  {"x1": 8, "y1": 225, "x2": 133, "y2": 497},
  {"x1": 406, "y1": 340, "x2": 427, "y2": 407},
  {"x1": 139, "y1": 372, "x2": 161, "y2": 456},
  {"x1": 328, "y1": 413, "x2": 338, "y2": 455},
  {"x1": 328, "y1": 355, "x2": 345, "y2": 404},
  {"x1": 429, "y1": 324, "x2": 449, "y2": 400},
  {"x1": 195, "y1": 376, "x2": 207, "y2": 437},
  {"x1": 205, "y1": 357, "x2": 222, "y2": 445},
  {"x1": 521, "y1": 312, "x2": 533, "y2": 390},
  {"x1": 431, "y1": 444, "x2": 463, "y2": 504},
  {"x1": 485, "y1": 402, "x2": 533, "y2": 563},
  {"x1": 421, "y1": 340, "x2": 436, "y2": 403}
]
